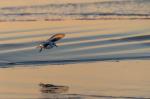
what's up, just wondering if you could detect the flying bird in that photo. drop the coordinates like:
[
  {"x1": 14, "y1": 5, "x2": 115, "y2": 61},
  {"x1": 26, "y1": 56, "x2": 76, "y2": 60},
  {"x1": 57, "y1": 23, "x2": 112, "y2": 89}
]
[{"x1": 37, "y1": 33, "x2": 65, "y2": 52}]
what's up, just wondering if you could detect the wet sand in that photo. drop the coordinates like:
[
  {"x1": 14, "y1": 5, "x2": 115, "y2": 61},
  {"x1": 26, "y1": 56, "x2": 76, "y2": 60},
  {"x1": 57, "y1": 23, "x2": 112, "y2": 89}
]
[{"x1": 0, "y1": 60, "x2": 150, "y2": 99}]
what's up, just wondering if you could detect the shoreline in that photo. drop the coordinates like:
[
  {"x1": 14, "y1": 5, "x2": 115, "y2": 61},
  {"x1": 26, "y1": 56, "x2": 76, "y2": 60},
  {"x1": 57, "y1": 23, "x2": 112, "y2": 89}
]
[{"x1": 0, "y1": 18, "x2": 150, "y2": 22}]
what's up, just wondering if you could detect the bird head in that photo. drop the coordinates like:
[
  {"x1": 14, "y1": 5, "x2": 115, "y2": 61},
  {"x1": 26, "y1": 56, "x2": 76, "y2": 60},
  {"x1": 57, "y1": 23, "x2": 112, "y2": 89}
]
[{"x1": 37, "y1": 44, "x2": 44, "y2": 48}]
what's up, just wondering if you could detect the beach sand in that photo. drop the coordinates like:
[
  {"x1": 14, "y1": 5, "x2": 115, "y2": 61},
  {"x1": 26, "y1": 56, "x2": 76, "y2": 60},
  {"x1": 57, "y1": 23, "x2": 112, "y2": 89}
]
[
  {"x1": 0, "y1": 60, "x2": 150, "y2": 99},
  {"x1": 0, "y1": 20, "x2": 150, "y2": 99}
]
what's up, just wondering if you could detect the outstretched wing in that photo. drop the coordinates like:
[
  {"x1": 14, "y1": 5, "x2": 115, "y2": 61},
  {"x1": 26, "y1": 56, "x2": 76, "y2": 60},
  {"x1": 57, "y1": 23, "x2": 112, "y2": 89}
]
[{"x1": 47, "y1": 34, "x2": 65, "y2": 42}]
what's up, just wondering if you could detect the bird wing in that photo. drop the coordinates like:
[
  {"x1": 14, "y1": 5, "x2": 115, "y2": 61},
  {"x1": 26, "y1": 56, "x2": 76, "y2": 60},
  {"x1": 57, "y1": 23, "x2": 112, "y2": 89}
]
[{"x1": 47, "y1": 34, "x2": 65, "y2": 42}]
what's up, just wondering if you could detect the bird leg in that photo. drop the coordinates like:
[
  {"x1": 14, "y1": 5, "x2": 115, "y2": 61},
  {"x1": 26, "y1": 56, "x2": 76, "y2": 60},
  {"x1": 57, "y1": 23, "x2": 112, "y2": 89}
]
[{"x1": 39, "y1": 48, "x2": 43, "y2": 52}]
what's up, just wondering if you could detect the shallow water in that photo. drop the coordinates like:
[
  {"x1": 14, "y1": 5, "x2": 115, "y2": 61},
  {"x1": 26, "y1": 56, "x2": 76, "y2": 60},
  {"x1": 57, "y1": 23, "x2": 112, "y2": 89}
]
[{"x1": 0, "y1": 20, "x2": 150, "y2": 67}]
